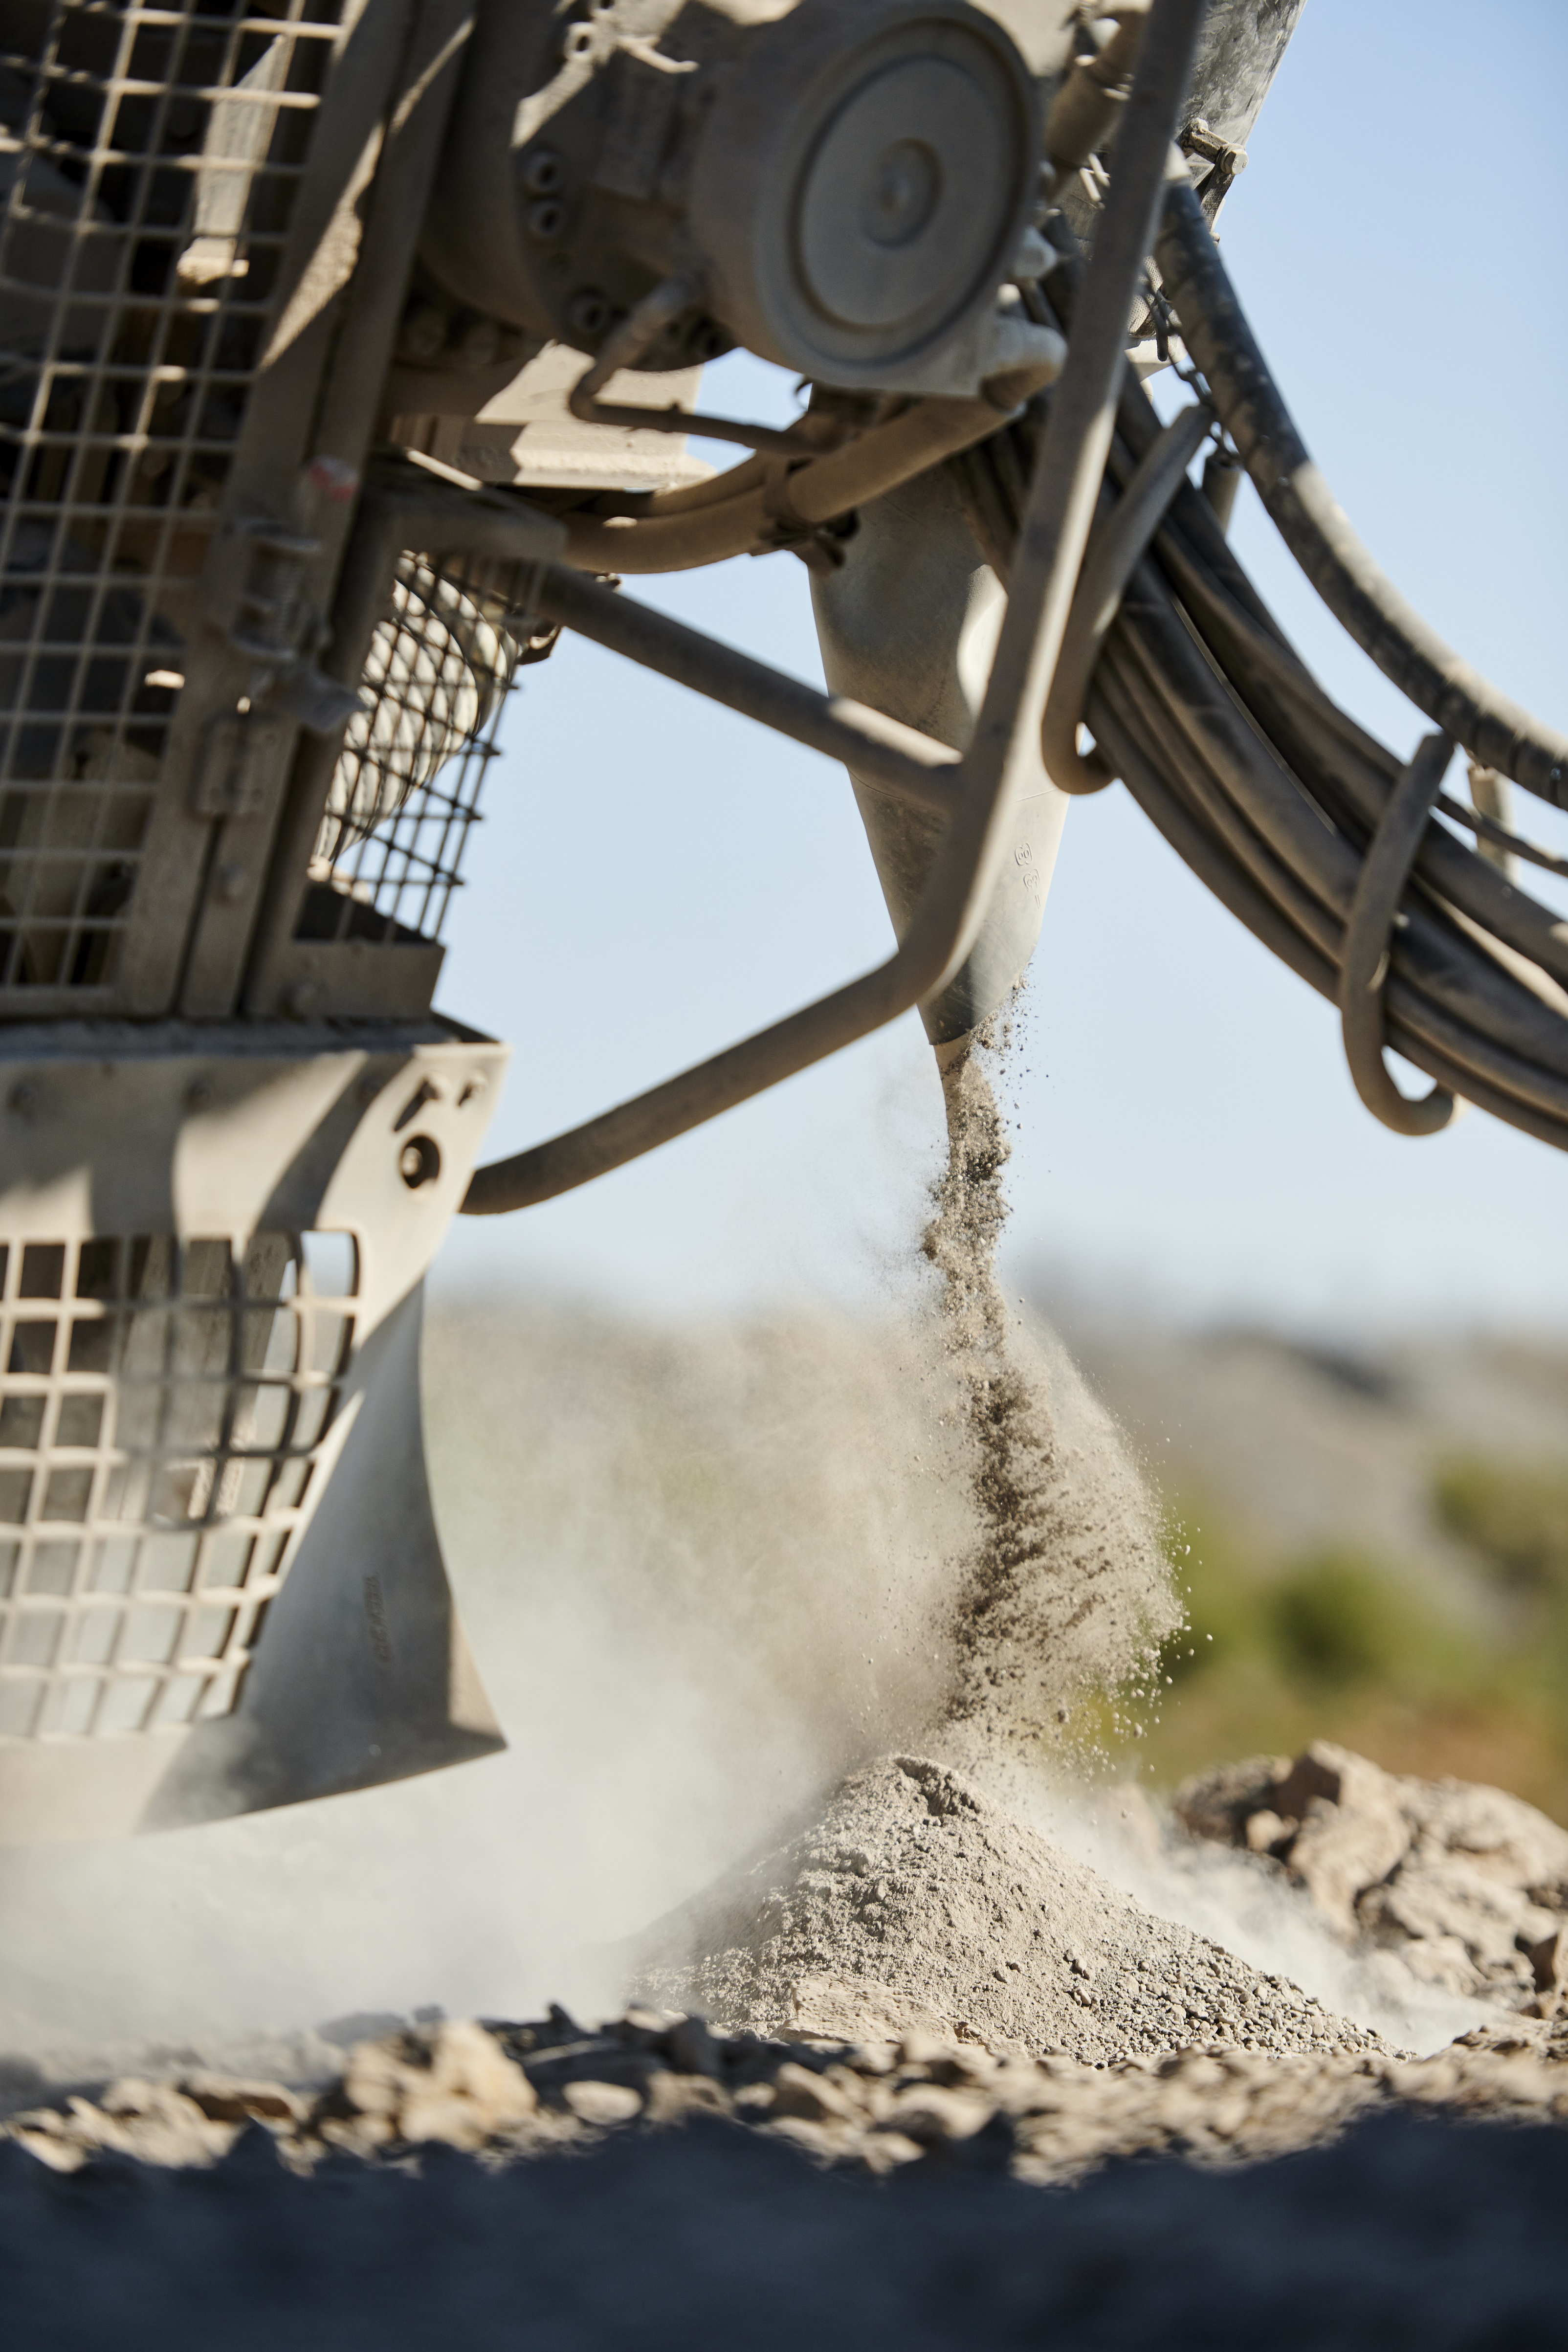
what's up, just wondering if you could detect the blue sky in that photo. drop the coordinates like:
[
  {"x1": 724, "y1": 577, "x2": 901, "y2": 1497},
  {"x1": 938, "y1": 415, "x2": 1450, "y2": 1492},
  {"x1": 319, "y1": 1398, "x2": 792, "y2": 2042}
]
[{"x1": 430, "y1": 0, "x2": 1568, "y2": 1336}]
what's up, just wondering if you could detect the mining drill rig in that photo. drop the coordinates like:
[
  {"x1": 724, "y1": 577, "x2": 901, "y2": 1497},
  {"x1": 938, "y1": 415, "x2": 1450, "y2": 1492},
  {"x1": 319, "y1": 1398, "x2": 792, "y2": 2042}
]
[{"x1": 0, "y1": 0, "x2": 1562, "y2": 1843}]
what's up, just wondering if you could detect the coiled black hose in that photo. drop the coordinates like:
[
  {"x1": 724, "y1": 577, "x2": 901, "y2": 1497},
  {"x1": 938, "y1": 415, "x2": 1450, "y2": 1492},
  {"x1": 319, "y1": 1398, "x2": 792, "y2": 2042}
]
[{"x1": 948, "y1": 195, "x2": 1568, "y2": 1153}]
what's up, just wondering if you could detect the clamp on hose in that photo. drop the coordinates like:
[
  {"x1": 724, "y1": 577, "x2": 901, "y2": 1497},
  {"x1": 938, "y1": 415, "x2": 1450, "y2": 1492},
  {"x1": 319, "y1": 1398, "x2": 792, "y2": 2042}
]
[{"x1": 1339, "y1": 732, "x2": 1466, "y2": 1137}]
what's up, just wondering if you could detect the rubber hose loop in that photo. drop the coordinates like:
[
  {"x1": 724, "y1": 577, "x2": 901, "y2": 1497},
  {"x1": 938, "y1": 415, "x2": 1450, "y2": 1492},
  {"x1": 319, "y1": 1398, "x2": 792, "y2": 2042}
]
[{"x1": 1339, "y1": 732, "x2": 1466, "y2": 1136}]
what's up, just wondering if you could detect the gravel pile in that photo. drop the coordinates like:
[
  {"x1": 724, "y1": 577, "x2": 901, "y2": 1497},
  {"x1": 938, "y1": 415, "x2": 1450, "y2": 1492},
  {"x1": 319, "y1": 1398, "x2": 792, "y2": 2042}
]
[
  {"x1": 7, "y1": 2001, "x2": 1565, "y2": 2188},
  {"x1": 630, "y1": 1754, "x2": 1387, "y2": 2061},
  {"x1": 1177, "y1": 1741, "x2": 1568, "y2": 2014},
  {"x1": 7, "y1": 1745, "x2": 1568, "y2": 2351}
]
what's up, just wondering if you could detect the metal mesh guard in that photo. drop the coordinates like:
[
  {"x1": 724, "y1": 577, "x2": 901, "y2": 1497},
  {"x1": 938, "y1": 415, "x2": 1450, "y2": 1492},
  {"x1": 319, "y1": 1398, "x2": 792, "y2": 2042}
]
[
  {"x1": 302, "y1": 549, "x2": 544, "y2": 954},
  {"x1": 0, "y1": 0, "x2": 339, "y2": 1001},
  {"x1": 0, "y1": 1226, "x2": 357, "y2": 1741}
]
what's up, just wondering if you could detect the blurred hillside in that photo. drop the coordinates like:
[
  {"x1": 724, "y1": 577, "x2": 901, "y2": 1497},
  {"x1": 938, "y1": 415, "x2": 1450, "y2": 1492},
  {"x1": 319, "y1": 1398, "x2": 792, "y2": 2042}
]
[
  {"x1": 1035, "y1": 1300, "x2": 1568, "y2": 1818},
  {"x1": 422, "y1": 1296, "x2": 1568, "y2": 1837}
]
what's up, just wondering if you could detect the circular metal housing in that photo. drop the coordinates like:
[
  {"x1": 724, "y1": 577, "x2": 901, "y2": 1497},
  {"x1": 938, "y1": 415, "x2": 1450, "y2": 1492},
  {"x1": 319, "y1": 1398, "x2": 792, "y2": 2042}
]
[{"x1": 687, "y1": 0, "x2": 1038, "y2": 387}]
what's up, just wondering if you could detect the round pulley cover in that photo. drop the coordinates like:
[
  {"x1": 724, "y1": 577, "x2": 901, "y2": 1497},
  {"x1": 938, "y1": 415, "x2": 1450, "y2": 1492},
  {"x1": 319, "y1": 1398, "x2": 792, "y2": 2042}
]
[{"x1": 687, "y1": 0, "x2": 1039, "y2": 387}]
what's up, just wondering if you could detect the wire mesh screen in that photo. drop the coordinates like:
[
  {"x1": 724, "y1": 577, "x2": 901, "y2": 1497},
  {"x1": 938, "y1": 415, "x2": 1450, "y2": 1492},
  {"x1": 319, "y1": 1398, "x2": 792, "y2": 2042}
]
[
  {"x1": 0, "y1": 1226, "x2": 356, "y2": 1742},
  {"x1": 300, "y1": 548, "x2": 547, "y2": 951},
  {"x1": 0, "y1": 0, "x2": 342, "y2": 1002}
]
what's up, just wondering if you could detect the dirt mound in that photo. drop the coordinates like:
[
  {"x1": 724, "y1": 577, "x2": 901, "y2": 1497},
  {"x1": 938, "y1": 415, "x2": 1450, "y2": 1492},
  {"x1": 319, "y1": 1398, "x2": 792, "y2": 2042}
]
[
  {"x1": 629, "y1": 1755, "x2": 1386, "y2": 2062},
  {"x1": 1177, "y1": 1742, "x2": 1568, "y2": 2013}
]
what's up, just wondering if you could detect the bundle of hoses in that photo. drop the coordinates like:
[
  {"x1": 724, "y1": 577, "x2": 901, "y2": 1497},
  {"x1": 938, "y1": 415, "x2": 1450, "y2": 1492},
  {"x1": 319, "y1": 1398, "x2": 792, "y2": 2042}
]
[{"x1": 950, "y1": 180, "x2": 1568, "y2": 1152}]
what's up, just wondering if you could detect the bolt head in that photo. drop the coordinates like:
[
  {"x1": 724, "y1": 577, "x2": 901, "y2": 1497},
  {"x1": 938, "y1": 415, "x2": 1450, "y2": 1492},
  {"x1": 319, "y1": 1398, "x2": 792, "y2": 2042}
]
[
  {"x1": 397, "y1": 300, "x2": 450, "y2": 361},
  {"x1": 398, "y1": 1134, "x2": 442, "y2": 1191},
  {"x1": 566, "y1": 287, "x2": 612, "y2": 340},
  {"x1": 522, "y1": 147, "x2": 563, "y2": 196}
]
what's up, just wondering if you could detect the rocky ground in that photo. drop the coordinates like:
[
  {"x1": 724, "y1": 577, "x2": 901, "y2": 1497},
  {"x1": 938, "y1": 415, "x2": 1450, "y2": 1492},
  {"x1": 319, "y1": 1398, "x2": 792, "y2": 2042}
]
[
  {"x1": 5, "y1": 2097, "x2": 1566, "y2": 2350},
  {"x1": 4, "y1": 1998, "x2": 1567, "y2": 2348},
  {"x1": 6, "y1": 1744, "x2": 1568, "y2": 2343},
  {"x1": 9, "y1": 1995, "x2": 1567, "y2": 2188},
  {"x1": 1175, "y1": 1739, "x2": 1568, "y2": 2014}
]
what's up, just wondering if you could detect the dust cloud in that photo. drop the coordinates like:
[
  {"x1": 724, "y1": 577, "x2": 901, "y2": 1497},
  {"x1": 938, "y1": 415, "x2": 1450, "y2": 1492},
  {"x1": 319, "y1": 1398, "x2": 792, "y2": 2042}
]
[
  {"x1": 0, "y1": 1301, "x2": 976, "y2": 2080},
  {"x1": 1021, "y1": 1784, "x2": 1494, "y2": 2057},
  {"x1": 0, "y1": 1025, "x2": 1449, "y2": 2083}
]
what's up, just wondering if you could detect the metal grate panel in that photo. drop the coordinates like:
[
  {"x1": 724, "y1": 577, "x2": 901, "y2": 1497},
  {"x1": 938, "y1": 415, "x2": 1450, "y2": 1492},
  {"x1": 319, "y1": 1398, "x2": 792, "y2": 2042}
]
[
  {"x1": 0, "y1": 0, "x2": 342, "y2": 1001},
  {"x1": 299, "y1": 547, "x2": 546, "y2": 954},
  {"x1": 0, "y1": 1224, "x2": 356, "y2": 1740}
]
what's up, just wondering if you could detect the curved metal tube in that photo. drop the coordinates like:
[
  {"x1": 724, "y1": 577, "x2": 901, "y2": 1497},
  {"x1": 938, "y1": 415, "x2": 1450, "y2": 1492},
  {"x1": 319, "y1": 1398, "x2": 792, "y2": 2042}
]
[
  {"x1": 557, "y1": 384, "x2": 1062, "y2": 575},
  {"x1": 461, "y1": 0, "x2": 1210, "y2": 1215},
  {"x1": 566, "y1": 271, "x2": 823, "y2": 457},
  {"x1": 528, "y1": 566, "x2": 961, "y2": 817}
]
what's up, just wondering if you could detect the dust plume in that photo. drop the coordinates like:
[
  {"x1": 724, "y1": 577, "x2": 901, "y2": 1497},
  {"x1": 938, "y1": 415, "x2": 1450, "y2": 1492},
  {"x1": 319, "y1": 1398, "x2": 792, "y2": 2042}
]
[
  {"x1": 0, "y1": 1301, "x2": 972, "y2": 2085},
  {"x1": 0, "y1": 1026, "x2": 1463, "y2": 2087},
  {"x1": 1028, "y1": 1782, "x2": 1495, "y2": 2057}
]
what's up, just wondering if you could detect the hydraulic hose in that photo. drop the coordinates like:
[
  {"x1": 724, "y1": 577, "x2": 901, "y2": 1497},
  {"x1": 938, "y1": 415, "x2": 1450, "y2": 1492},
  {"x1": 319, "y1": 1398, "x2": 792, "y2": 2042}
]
[
  {"x1": 952, "y1": 225, "x2": 1568, "y2": 1154},
  {"x1": 1154, "y1": 179, "x2": 1568, "y2": 808}
]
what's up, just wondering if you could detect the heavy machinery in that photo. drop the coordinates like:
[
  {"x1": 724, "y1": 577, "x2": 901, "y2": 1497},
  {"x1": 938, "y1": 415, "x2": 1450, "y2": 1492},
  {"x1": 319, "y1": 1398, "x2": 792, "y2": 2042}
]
[{"x1": 1, "y1": 0, "x2": 1563, "y2": 1842}]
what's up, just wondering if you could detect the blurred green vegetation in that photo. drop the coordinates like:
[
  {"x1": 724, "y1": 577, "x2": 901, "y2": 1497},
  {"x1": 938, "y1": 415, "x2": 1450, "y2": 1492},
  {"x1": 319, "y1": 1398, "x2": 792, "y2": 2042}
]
[
  {"x1": 1118, "y1": 1463, "x2": 1568, "y2": 1823},
  {"x1": 1433, "y1": 1456, "x2": 1568, "y2": 1599}
]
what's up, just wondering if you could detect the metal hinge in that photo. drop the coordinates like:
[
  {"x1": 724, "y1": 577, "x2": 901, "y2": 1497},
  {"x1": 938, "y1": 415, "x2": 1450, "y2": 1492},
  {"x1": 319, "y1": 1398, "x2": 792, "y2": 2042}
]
[{"x1": 1182, "y1": 119, "x2": 1248, "y2": 212}]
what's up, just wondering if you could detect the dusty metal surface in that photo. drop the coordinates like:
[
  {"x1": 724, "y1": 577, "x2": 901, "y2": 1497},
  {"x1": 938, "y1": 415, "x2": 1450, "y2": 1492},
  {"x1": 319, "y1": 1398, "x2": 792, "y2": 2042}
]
[
  {"x1": 0, "y1": 1017, "x2": 507, "y2": 1840},
  {"x1": 0, "y1": 0, "x2": 351, "y2": 1016}
]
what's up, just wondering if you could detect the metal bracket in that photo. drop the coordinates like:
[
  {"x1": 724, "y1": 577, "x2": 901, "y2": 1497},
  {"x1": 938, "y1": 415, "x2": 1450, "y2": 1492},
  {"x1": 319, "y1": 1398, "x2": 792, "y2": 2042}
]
[
  {"x1": 1182, "y1": 117, "x2": 1247, "y2": 211},
  {"x1": 191, "y1": 711, "x2": 292, "y2": 819},
  {"x1": 209, "y1": 472, "x2": 368, "y2": 742}
]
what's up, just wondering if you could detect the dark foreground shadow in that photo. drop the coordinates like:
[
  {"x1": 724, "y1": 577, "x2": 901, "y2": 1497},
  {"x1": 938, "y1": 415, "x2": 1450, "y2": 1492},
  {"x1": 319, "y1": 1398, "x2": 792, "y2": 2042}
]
[{"x1": 2, "y1": 2108, "x2": 1564, "y2": 2350}]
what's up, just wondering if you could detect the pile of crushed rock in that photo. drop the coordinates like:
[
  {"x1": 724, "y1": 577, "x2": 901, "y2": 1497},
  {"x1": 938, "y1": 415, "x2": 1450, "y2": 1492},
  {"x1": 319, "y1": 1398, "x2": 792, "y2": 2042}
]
[
  {"x1": 6, "y1": 1740, "x2": 1561, "y2": 2192},
  {"x1": 1175, "y1": 1741, "x2": 1568, "y2": 2016},
  {"x1": 8, "y1": 1746, "x2": 1568, "y2": 2194},
  {"x1": 630, "y1": 1754, "x2": 1385, "y2": 2061}
]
